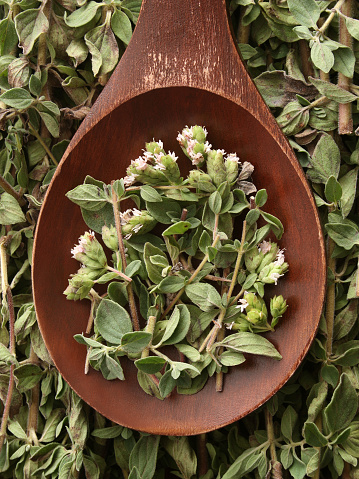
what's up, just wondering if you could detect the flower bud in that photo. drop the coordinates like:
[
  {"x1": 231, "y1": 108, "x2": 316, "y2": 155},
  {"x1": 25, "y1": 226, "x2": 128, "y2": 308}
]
[
  {"x1": 160, "y1": 153, "x2": 181, "y2": 182},
  {"x1": 225, "y1": 154, "x2": 240, "y2": 183},
  {"x1": 126, "y1": 162, "x2": 169, "y2": 186},
  {"x1": 102, "y1": 225, "x2": 118, "y2": 251},
  {"x1": 257, "y1": 241, "x2": 279, "y2": 271},
  {"x1": 71, "y1": 231, "x2": 107, "y2": 271},
  {"x1": 120, "y1": 209, "x2": 156, "y2": 238},
  {"x1": 258, "y1": 261, "x2": 289, "y2": 285},
  {"x1": 244, "y1": 247, "x2": 263, "y2": 273},
  {"x1": 192, "y1": 125, "x2": 207, "y2": 143},
  {"x1": 188, "y1": 170, "x2": 216, "y2": 192},
  {"x1": 207, "y1": 150, "x2": 227, "y2": 187},
  {"x1": 244, "y1": 292, "x2": 268, "y2": 320},
  {"x1": 145, "y1": 140, "x2": 165, "y2": 155},
  {"x1": 270, "y1": 295, "x2": 288, "y2": 328},
  {"x1": 64, "y1": 273, "x2": 94, "y2": 301}
]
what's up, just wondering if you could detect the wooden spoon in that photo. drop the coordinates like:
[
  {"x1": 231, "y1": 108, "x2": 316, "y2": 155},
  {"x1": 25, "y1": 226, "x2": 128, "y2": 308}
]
[{"x1": 33, "y1": 0, "x2": 326, "y2": 435}]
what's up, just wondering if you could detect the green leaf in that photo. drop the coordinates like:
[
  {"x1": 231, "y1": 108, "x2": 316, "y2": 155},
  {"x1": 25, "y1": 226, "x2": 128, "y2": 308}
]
[
  {"x1": 0, "y1": 193, "x2": 26, "y2": 224},
  {"x1": 103, "y1": 354, "x2": 124, "y2": 380},
  {"x1": 185, "y1": 283, "x2": 222, "y2": 311},
  {"x1": 160, "y1": 305, "x2": 191, "y2": 346},
  {"x1": 140, "y1": 185, "x2": 162, "y2": 202},
  {"x1": 325, "y1": 176, "x2": 342, "y2": 204},
  {"x1": 135, "y1": 356, "x2": 166, "y2": 374},
  {"x1": 15, "y1": 8, "x2": 49, "y2": 55},
  {"x1": 66, "y1": 184, "x2": 108, "y2": 211},
  {"x1": 208, "y1": 191, "x2": 222, "y2": 214},
  {"x1": 162, "y1": 437, "x2": 197, "y2": 479},
  {"x1": 309, "y1": 76, "x2": 357, "y2": 104},
  {"x1": 81, "y1": 203, "x2": 115, "y2": 234},
  {"x1": 332, "y1": 340, "x2": 359, "y2": 367},
  {"x1": 39, "y1": 409, "x2": 65, "y2": 443},
  {"x1": 0, "y1": 19, "x2": 18, "y2": 56},
  {"x1": 162, "y1": 221, "x2": 192, "y2": 236},
  {"x1": 143, "y1": 243, "x2": 168, "y2": 284},
  {"x1": 120, "y1": 332, "x2": 152, "y2": 354},
  {"x1": 342, "y1": 15, "x2": 359, "y2": 40},
  {"x1": 310, "y1": 41, "x2": 334, "y2": 73},
  {"x1": 175, "y1": 344, "x2": 201, "y2": 362},
  {"x1": 219, "y1": 350, "x2": 245, "y2": 366},
  {"x1": 307, "y1": 133, "x2": 341, "y2": 183},
  {"x1": 158, "y1": 370, "x2": 176, "y2": 398},
  {"x1": 323, "y1": 373, "x2": 358, "y2": 434},
  {"x1": 325, "y1": 223, "x2": 359, "y2": 250},
  {"x1": 157, "y1": 275, "x2": 185, "y2": 293},
  {"x1": 260, "y1": 211, "x2": 284, "y2": 239},
  {"x1": 281, "y1": 405, "x2": 298, "y2": 441},
  {"x1": 0, "y1": 87, "x2": 33, "y2": 109},
  {"x1": 333, "y1": 300, "x2": 358, "y2": 340},
  {"x1": 74, "y1": 334, "x2": 103, "y2": 349},
  {"x1": 287, "y1": 0, "x2": 320, "y2": 28},
  {"x1": 129, "y1": 435, "x2": 160, "y2": 479},
  {"x1": 64, "y1": 1, "x2": 102, "y2": 27},
  {"x1": 85, "y1": 21, "x2": 119, "y2": 76},
  {"x1": 219, "y1": 332, "x2": 282, "y2": 359},
  {"x1": 276, "y1": 101, "x2": 309, "y2": 136},
  {"x1": 111, "y1": 8, "x2": 133, "y2": 45},
  {"x1": 304, "y1": 422, "x2": 328, "y2": 447},
  {"x1": 14, "y1": 364, "x2": 43, "y2": 392},
  {"x1": 92, "y1": 425, "x2": 123, "y2": 438},
  {"x1": 255, "y1": 189, "x2": 267, "y2": 207},
  {"x1": 321, "y1": 364, "x2": 339, "y2": 388},
  {"x1": 95, "y1": 299, "x2": 132, "y2": 344},
  {"x1": 339, "y1": 168, "x2": 358, "y2": 218},
  {"x1": 332, "y1": 47, "x2": 356, "y2": 77}
]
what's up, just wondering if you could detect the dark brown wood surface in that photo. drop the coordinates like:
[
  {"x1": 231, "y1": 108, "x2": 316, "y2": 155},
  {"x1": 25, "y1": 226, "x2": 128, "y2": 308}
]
[{"x1": 32, "y1": 0, "x2": 326, "y2": 435}]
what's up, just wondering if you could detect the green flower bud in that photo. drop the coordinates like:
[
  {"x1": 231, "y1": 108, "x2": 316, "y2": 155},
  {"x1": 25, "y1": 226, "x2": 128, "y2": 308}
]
[
  {"x1": 244, "y1": 292, "x2": 268, "y2": 320},
  {"x1": 145, "y1": 140, "x2": 165, "y2": 155},
  {"x1": 64, "y1": 273, "x2": 94, "y2": 300},
  {"x1": 126, "y1": 163, "x2": 169, "y2": 186},
  {"x1": 244, "y1": 247, "x2": 263, "y2": 273},
  {"x1": 257, "y1": 241, "x2": 279, "y2": 271},
  {"x1": 160, "y1": 154, "x2": 181, "y2": 182},
  {"x1": 71, "y1": 231, "x2": 107, "y2": 271},
  {"x1": 188, "y1": 170, "x2": 216, "y2": 192},
  {"x1": 225, "y1": 154, "x2": 240, "y2": 183},
  {"x1": 207, "y1": 150, "x2": 227, "y2": 187},
  {"x1": 258, "y1": 260, "x2": 289, "y2": 285},
  {"x1": 102, "y1": 225, "x2": 118, "y2": 251},
  {"x1": 192, "y1": 125, "x2": 207, "y2": 143},
  {"x1": 270, "y1": 295, "x2": 288, "y2": 328},
  {"x1": 120, "y1": 209, "x2": 156, "y2": 238}
]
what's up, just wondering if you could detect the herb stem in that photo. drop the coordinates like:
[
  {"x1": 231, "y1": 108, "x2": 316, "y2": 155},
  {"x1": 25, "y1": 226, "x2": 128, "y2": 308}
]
[
  {"x1": 318, "y1": 0, "x2": 346, "y2": 35},
  {"x1": 160, "y1": 235, "x2": 220, "y2": 319},
  {"x1": 0, "y1": 174, "x2": 26, "y2": 207},
  {"x1": 111, "y1": 184, "x2": 140, "y2": 331},
  {"x1": 265, "y1": 406, "x2": 282, "y2": 478},
  {"x1": 0, "y1": 239, "x2": 16, "y2": 453},
  {"x1": 27, "y1": 347, "x2": 40, "y2": 446},
  {"x1": 106, "y1": 266, "x2": 132, "y2": 283},
  {"x1": 141, "y1": 316, "x2": 157, "y2": 359},
  {"x1": 227, "y1": 221, "x2": 247, "y2": 301},
  {"x1": 28, "y1": 124, "x2": 58, "y2": 166}
]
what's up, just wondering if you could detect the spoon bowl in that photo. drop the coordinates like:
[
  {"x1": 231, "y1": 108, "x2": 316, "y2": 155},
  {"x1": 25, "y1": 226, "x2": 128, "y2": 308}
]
[{"x1": 32, "y1": 0, "x2": 326, "y2": 435}]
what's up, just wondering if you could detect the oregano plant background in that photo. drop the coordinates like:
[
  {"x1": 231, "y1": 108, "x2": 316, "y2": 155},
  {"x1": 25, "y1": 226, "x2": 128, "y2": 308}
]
[{"x1": 0, "y1": 0, "x2": 358, "y2": 478}]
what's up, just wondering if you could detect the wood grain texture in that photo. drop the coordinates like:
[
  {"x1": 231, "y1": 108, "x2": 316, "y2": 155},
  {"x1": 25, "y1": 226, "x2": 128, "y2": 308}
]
[{"x1": 32, "y1": 0, "x2": 326, "y2": 435}]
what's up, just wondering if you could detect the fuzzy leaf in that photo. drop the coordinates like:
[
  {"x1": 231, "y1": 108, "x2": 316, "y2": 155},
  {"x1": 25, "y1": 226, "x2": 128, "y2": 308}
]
[
  {"x1": 95, "y1": 299, "x2": 132, "y2": 344},
  {"x1": 15, "y1": 9, "x2": 49, "y2": 56}
]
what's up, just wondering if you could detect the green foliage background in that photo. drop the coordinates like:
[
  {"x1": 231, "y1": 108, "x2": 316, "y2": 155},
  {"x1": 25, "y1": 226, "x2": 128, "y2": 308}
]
[{"x1": 0, "y1": 0, "x2": 359, "y2": 477}]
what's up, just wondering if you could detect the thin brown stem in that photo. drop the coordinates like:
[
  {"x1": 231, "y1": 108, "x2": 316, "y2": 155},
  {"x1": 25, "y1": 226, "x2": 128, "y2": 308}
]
[
  {"x1": 28, "y1": 124, "x2": 58, "y2": 166},
  {"x1": 317, "y1": 0, "x2": 346, "y2": 35},
  {"x1": 298, "y1": 40, "x2": 314, "y2": 81},
  {"x1": 111, "y1": 184, "x2": 140, "y2": 331},
  {"x1": 338, "y1": 0, "x2": 354, "y2": 135},
  {"x1": 0, "y1": 240, "x2": 16, "y2": 452},
  {"x1": 0, "y1": 174, "x2": 26, "y2": 207},
  {"x1": 264, "y1": 406, "x2": 282, "y2": 479},
  {"x1": 196, "y1": 434, "x2": 208, "y2": 477},
  {"x1": 237, "y1": 6, "x2": 251, "y2": 44},
  {"x1": 27, "y1": 347, "x2": 40, "y2": 446}
]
